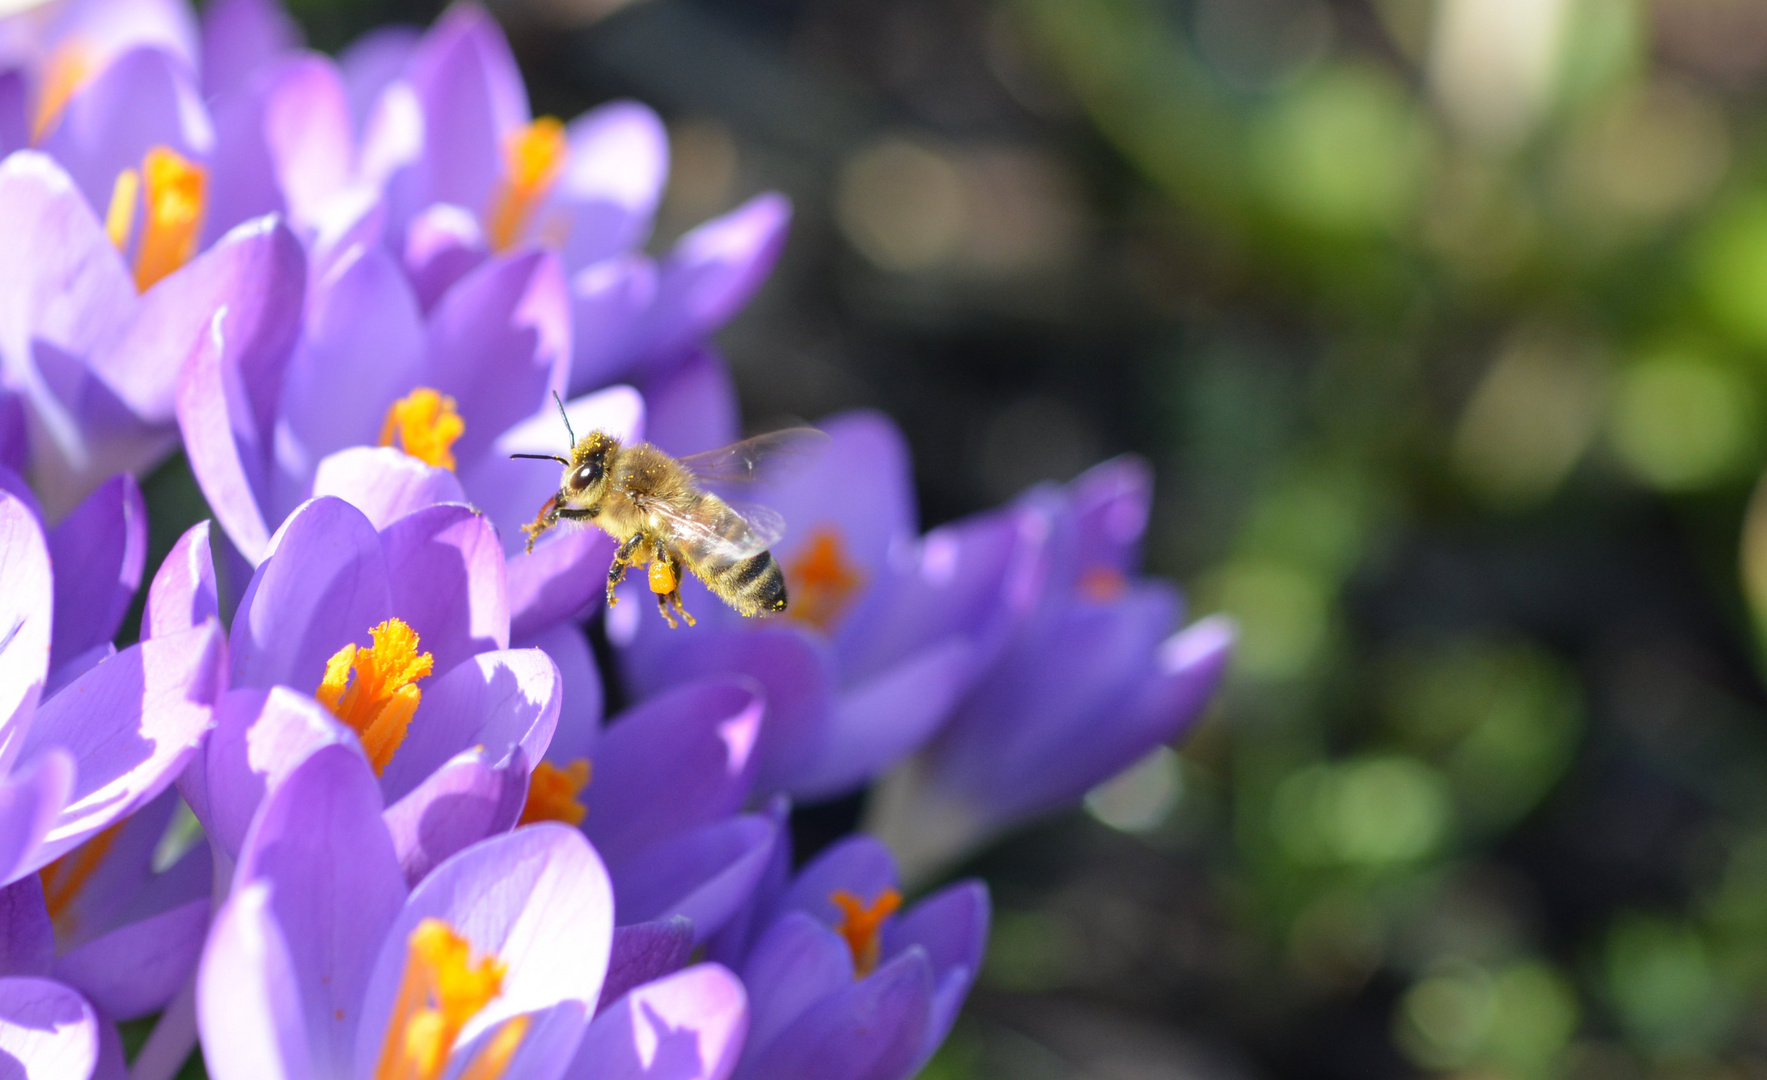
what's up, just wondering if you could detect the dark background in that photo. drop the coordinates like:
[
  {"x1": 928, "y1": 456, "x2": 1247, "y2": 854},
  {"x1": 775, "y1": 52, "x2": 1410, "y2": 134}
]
[{"x1": 275, "y1": 0, "x2": 1767, "y2": 1075}]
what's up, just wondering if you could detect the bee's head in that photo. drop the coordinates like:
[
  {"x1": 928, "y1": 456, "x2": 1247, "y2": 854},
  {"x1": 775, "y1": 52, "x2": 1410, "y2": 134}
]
[{"x1": 562, "y1": 431, "x2": 617, "y2": 503}]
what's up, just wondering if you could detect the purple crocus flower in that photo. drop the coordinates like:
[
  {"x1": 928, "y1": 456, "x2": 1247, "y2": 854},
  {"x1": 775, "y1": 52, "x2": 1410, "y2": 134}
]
[
  {"x1": 871, "y1": 458, "x2": 1236, "y2": 878},
  {"x1": 174, "y1": 496, "x2": 561, "y2": 886},
  {"x1": 0, "y1": 485, "x2": 223, "y2": 899},
  {"x1": 0, "y1": 974, "x2": 108, "y2": 1080},
  {"x1": 199, "y1": 742, "x2": 750, "y2": 1080},
  {"x1": 710, "y1": 834, "x2": 987, "y2": 1080}
]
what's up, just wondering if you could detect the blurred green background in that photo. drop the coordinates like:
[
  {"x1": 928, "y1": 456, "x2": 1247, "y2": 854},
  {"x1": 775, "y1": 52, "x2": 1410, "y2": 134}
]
[{"x1": 279, "y1": 0, "x2": 1767, "y2": 1075}]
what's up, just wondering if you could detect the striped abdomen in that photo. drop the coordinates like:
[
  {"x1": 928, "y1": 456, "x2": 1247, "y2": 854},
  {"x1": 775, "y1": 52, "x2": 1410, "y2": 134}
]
[{"x1": 681, "y1": 495, "x2": 789, "y2": 617}]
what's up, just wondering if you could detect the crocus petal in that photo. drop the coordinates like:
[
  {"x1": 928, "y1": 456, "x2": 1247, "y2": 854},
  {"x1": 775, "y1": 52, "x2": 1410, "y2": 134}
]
[
  {"x1": 403, "y1": 4, "x2": 528, "y2": 217},
  {"x1": 201, "y1": 0, "x2": 302, "y2": 99},
  {"x1": 883, "y1": 882, "x2": 988, "y2": 1065},
  {"x1": 382, "y1": 746, "x2": 526, "y2": 887},
  {"x1": 423, "y1": 250, "x2": 571, "y2": 468},
  {"x1": 235, "y1": 744, "x2": 408, "y2": 1080},
  {"x1": 404, "y1": 202, "x2": 488, "y2": 312},
  {"x1": 775, "y1": 836, "x2": 897, "y2": 929},
  {"x1": 355, "y1": 824, "x2": 614, "y2": 1080},
  {"x1": 0, "y1": 392, "x2": 26, "y2": 477},
  {"x1": 0, "y1": 753, "x2": 74, "y2": 888},
  {"x1": 759, "y1": 411, "x2": 916, "y2": 579},
  {"x1": 229, "y1": 496, "x2": 391, "y2": 691},
  {"x1": 47, "y1": 474, "x2": 145, "y2": 670},
  {"x1": 22, "y1": 622, "x2": 225, "y2": 871},
  {"x1": 736, "y1": 949, "x2": 932, "y2": 1080},
  {"x1": 45, "y1": 0, "x2": 200, "y2": 73},
  {"x1": 176, "y1": 309, "x2": 271, "y2": 561},
  {"x1": 379, "y1": 503, "x2": 510, "y2": 672},
  {"x1": 567, "y1": 254, "x2": 657, "y2": 393},
  {"x1": 197, "y1": 881, "x2": 313, "y2": 1080},
  {"x1": 0, "y1": 489, "x2": 52, "y2": 767},
  {"x1": 554, "y1": 101, "x2": 668, "y2": 270},
  {"x1": 54, "y1": 896, "x2": 208, "y2": 1020},
  {"x1": 598, "y1": 919, "x2": 694, "y2": 1016},
  {"x1": 38, "y1": 787, "x2": 197, "y2": 953},
  {"x1": 310, "y1": 446, "x2": 467, "y2": 529},
  {"x1": 0, "y1": 74, "x2": 24, "y2": 157},
  {"x1": 144, "y1": 521, "x2": 218, "y2": 640},
  {"x1": 643, "y1": 194, "x2": 791, "y2": 366},
  {"x1": 0, "y1": 877, "x2": 52, "y2": 978},
  {"x1": 572, "y1": 964, "x2": 747, "y2": 1080},
  {"x1": 0, "y1": 976, "x2": 98, "y2": 1080},
  {"x1": 337, "y1": 25, "x2": 419, "y2": 127},
  {"x1": 261, "y1": 54, "x2": 356, "y2": 231},
  {"x1": 189, "y1": 686, "x2": 357, "y2": 861},
  {"x1": 521, "y1": 622, "x2": 601, "y2": 765},
  {"x1": 1069, "y1": 456, "x2": 1153, "y2": 579},
  {"x1": 787, "y1": 639, "x2": 972, "y2": 802},
  {"x1": 737, "y1": 912, "x2": 852, "y2": 1058},
  {"x1": 610, "y1": 815, "x2": 777, "y2": 941},
  {"x1": 376, "y1": 647, "x2": 560, "y2": 806},
  {"x1": 639, "y1": 350, "x2": 740, "y2": 459}
]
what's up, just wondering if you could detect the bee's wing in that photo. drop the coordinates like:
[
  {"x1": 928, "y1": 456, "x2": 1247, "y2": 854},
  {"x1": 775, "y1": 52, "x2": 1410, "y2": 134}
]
[
  {"x1": 677, "y1": 428, "x2": 827, "y2": 486},
  {"x1": 647, "y1": 498, "x2": 788, "y2": 562}
]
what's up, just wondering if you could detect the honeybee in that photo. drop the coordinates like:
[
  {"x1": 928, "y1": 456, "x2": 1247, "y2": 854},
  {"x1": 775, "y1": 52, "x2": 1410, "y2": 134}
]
[{"x1": 514, "y1": 396, "x2": 820, "y2": 628}]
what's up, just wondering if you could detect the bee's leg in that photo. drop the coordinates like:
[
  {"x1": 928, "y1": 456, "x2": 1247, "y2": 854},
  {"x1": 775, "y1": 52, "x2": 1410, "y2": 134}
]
[
  {"x1": 606, "y1": 533, "x2": 644, "y2": 608},
  {"x1": 654, "y1": 589, "x2": 678, "y2": 630},
  {"x1": 667, "y1": 586, "x2": 697, "y2": 628}
]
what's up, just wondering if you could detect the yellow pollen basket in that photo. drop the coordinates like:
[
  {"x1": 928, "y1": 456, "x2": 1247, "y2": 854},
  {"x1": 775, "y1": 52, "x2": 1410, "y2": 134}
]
[
  {"x1": 785, "y1": 527, "x2": 864, "y2": 633},
  {"x1": 316, "y1": 619, "x2": 434, "y2": 776},
  {"x1": 109, "y1": 147, "x2": 207, "y2": 293},
  {"x1": 38, "y1": 823, "x2": 123, "y2": 933},
  {"x1": 31, "y1": 40, "x2": 96, "y2": 143},
  {"x1": 517, "y1": 759, "x2": 591, "y2": 827},
  {"x1": 378, "y1": 389, "x2": 466, "y2": 471},
  {"x1": 829, "y1": 887, "x2": 902, "y2": 979},
  {"x1": 486, "y1": 117, "x2": 567, "y2": 252},
  {"x1": 374, "y1": 918, "x2": 530, "y2": 1080}
]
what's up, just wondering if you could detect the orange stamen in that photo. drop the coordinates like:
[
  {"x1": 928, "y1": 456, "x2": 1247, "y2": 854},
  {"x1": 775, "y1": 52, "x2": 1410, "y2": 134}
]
[
  {"x1": 32, "y1": 40, "x2": 96, "y2": 143},
  {"x1": 1078, "y1": 565, "x2": 1128, "y2": 603},
  {"x1": 105, "y1": 167, "x2": 140, "y2": 251},
  {"x1": 316, "y1": 619, "x2": 434, "y2": 776},
  {"x1": 38, "y1": 824, "x2": 123, "y2": 932},
  {"x1": 133, "y1": 147, "x2": 207, "y2": 292},
  {"x1": 517, "y1": 760, "x2": 591, "y2": 827},
  {"x1": 378, "y1": 388, "x2": 466, "y2": 471},
  {"x1": 374, "y1": 918, "x2": 525, "y2": 1080},
  {"x1": 785, "y1": 527, "x2": 864, "y2": 632},
  {"x1": 829, "y1": 887, "x2": 902, "y2": 978},
  {"x1": 485, "y1": 117, "x2": 567, "y2": 252}
]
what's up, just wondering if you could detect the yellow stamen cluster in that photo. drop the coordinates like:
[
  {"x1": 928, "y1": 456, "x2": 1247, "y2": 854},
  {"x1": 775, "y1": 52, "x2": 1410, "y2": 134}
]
[
  {"x1": 378, "y1": 388, "x2": 466, "y2": 471},
  {"x1": 374, "y1": 918, "x2": 530, "y2": 1080},
  {"x1": 32, "y1": 40, "x2": 95, "y2": 143},
  {"x1": 829, "y1": 887, "x2": 902, "y2": 978},
  {"x1": 132, "y1": 148, "x2": 207, "y2": 292},
  {"x1": 785, "y1": 528, "x2": 864, "y2": 633},
  {"x1": 316, "y1": 619, "x2": 434, "y2": 776},
  {"x1": 517, "y1": 759, "x2": 591, "y2": 827},
  {"x1": 38, "y1": 823, "x2": 123, "y2": 932},
  {"x1": 486, "y1": 117, "x2": 567, "y2": 252}
]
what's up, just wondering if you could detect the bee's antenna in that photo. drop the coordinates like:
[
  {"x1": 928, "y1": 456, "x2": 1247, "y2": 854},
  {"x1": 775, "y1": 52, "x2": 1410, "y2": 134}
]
[
  {"x1": 553, "y1": 390, "x2": 576, "y2": 446},
  {"x1": 510, "y1": 453, "x2": 570, "y2": 465}
]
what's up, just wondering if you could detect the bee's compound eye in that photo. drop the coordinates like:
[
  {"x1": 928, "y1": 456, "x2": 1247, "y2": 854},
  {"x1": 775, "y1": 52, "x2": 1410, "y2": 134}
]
[{"x1": 569, "y1": 462, "x2": 602, "y2": 491}]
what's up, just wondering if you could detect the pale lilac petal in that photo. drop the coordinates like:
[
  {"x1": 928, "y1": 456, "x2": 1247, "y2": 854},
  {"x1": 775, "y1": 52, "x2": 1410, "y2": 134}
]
[
  {"x1": 46, "y1": 0, "x2": 200, "y2": 73},
  {"x1": 0, "y1": 976, "x2": 98, "y2": 1080},
  {"x1": 43, "y1": 46, "x2": 214, "y2": 216},
  {"x1": 554, "y1": 101, "x2": 668, "y2": 270},
  {"x1": 737, "y1": 913, "x2": 851, "y2": 1057},
  {"x1": 610, "y1": 815, "x2": 777, "y2": 941},
  {"x1": 517, "y1": 623, "x2": 599, "y2": 766},
  {"x1": 355, "y1": 824, "x2": 613, "y2": 1079},
  {"x1": 567, "y1": 254, "x2": 657, "y2": 393},
  {"x1": 54, "y1": 896, "x2": 208, "y2": 1020},
  {"x1": 573, "y1": 964, "x2": 747, "y2": 1080},
  {"x1": 423, "y1": 250, "x2": 571, "y2": 468},
  {"x1": 404, "y1": 4, "x2": 528, "y2": 220},
  {"x1": 337, "y1": 25, "x2": 419, "y2": 128},
  {"x1": 584, "y1": 679, "x2": 763, "y2": 867},
  {"x1": 0, "y1": 752, "x2": 73, "y2": 888},
  {"x1": 47, "y1": 475, "x2": 145, "y2": 669},
  {"x1": 736, "y1": 949, "x2": 932, "y2": 1080},
  {"x1": 379, "y1": 503, "x2": 510, "y2": 672},
  {"x1": 644, "y1": 194, "x2": 791, "y2": 363},
  {"x1": 0, "y1": 489, "x2": 52, "y2": 767},
  {"x1": 144, "y1": 521, "x2": 218, "y2": 640},
  {"x1": 274, "y1": 244, "x2": 423, "y2": 484},
  {"x1": 229, "y1": 496, "x2": 391, "y2": 691},
  {"x1": 777, "y1": 837, "x2": 896, "y2": 928},
  {"x1": 196, "y1": 881, "x2": 313, "y2": 1080},
  {"x1": 0, "y1": 877, "x2": 52, "y2": 977},
  {"x1": 261, "y1": 54, "x2": 355, "y2": 230},
  {"x1": 201, "y1": 0, "x2": 302, "y2": 98},
  {"x1": 40, "y1": 645, "x2": 112, "y2": 700},
  {"x1": 787, "y1": 639, "x2": 971, "y2": 802},
  {"x1": 377, "y1": 648, "x2": 559, "y2": 806},
  {"x1": 505, "y1": 529, "x2": 613, "y2": 639},
  {"x1": 640, "y1": 351, "x2": 739, "y2": 459},
  {"x1": 310, "y1": 446, "x2": 467, "y2": 529},
  {"x1": 176, "y1": 310, "x2": 272, "y2": 562},
  {"x1": 597, "y1": 919, "x2": 693, "y2": 1015},
  {"x1": 404, "y1": 202, "x2": 488, "y2": 312},
  {"x1": 190, "y1": 686, "x2": 356, "y2": 861},
  {"x1": 382, "y1": 746, "x2": 525, "y2": 887},
  {"x1": 23, "y1": 622, "x2": 225, "y2": 871},
  {"x1": 204, "y1": 76, "x2": 284, "y2": 241},
  {"x1": 235, "y1": 744, "x2": 407, "y2": 1080}
]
